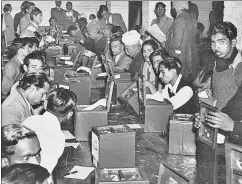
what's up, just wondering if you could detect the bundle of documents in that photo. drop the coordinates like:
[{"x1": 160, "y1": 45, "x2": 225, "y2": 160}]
[{"x1": 146, "y1": 24, "x2": 166, "y2": 44}]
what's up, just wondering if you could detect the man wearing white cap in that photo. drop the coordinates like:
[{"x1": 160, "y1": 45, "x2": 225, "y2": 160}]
[
  {"x1": 165, "y1": 1, "x2": 198, "y2": 78},
  {"x1": 122, "y1": 30, "x2": 145, "y2": 81}
]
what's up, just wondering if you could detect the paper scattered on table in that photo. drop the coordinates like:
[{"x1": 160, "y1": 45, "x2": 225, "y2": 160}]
[
  {"x1": 65, "y1": 142, "x2": 80, "y2": 149},
  {"x1": 65, "y1": 61, "x2": 74, "y2": 65},
  {"x1": 146, "y1": 24, "x2": 166, "y2": 43},
  {"x1": 95, "y1": 63, "x2": 102, "y2": 68},
  {"x1": 45, "y1": 35, "x2": 55, "y2": 43},
  {"x1": 62, "y1": 130, "x2": 76, "y2": 140},
  {"x1": 115, "y1": 74, "x2": 121, "y2": 79},
  {"x1": 98, "y1": 72, "x2": 107, "y2": 77},
  {"x1": 217, "y1": 133, "x2": 225, "y2": 144},
  {"x1": 64, "y1": 166, "x2": 95, "y2": 180},
  {"x1": 126, "y1": 124, "x2": 142, "y2": 129}
]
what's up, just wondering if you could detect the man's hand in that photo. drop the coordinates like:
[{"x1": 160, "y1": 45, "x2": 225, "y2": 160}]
[{"x1": 206, "y1": 112, "x2": 234, "y2": 132}]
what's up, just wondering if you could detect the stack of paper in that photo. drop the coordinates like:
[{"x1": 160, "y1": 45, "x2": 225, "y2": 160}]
[{"x1": 146, "y1": 24, "x2": 166, "y2": 44}]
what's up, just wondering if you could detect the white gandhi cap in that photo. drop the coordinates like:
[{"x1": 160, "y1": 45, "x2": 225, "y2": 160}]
[{"x1": 122, "y1": 30, "x2": 143, "y2": 46}]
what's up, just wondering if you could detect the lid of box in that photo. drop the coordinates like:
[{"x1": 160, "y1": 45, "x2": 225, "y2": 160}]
[
  {"x1": 171, "y1": 114, "x2": 194, "y2": 122},
  {"x1": 93, "y1": 124, "x2": 134, "y2": 135},
  {"x1": 105, "y1": 76, "x2": 114, "y2": 112}
]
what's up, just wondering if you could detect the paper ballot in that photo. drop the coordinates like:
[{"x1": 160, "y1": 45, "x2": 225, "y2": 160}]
[
  {"x1": 146, "y1": 24, "x2": 166, "y2": 43},
  {"x1": 62, "y1": 130, "x2": 75, "y2": 140},
  {"x1": 64, "y1": 166, "x2": 95, "y2": 180}
]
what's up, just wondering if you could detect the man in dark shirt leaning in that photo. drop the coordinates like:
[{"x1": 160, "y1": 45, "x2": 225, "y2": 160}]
[{"x1": 14, "y1": 1, "x2": 29, "y2": 33}]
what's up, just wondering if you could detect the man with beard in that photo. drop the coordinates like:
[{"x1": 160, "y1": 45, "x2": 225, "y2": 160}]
[{"x1": 165, "y1": 1, "x2": 197, "y2": 79}]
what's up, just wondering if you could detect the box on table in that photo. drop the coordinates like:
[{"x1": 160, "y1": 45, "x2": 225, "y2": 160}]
[
  {"x1": 157, "y1": 162, "x2": 192, "y2": 184},
  {"x1": 90, "y1": 57, "x2": 106, "y2": 88},
  {"x1": 49, "y1": 65, "x2": 73, "y2": 83},
  {"x1": 95, "y1": 167, "x2": 149, "y2": 184},
  {"x1": 92, "y1": 124, "x2": 135, "y2": 168},
  {"x1": 225, "y1": 141, "x2": 242, "y2": 184},
  {"x1": 74, "y1": 77, "x2": 114, "y2": 141},
  {"x1": 169, "y1": 114, "x2": 196, "y2": 155},
  {"x1": 138, "y1": 74, "x2": 173, "y2": 133}
]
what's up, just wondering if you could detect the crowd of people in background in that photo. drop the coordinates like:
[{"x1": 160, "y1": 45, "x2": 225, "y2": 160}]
[{"x1": 1, "y1": 1, "x2": 241, "y2": 184}]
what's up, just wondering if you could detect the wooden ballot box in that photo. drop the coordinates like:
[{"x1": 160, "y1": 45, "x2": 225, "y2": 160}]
[
  {"x1": 197, "y1": 102, "x2": 226, "y2": 184},
  {"x1": 74, "y1": 77, "x2": 114, "y2": 141},
  {"x1": 90, "y1": 56, "x2": 106, "y2": 88},
  {"x1": 169, "y1": 114, "x2": 196, "y2": 155},
  {"x1": 225, "y1": 141, "x2": 242, "y2": 184},
  {"x1": 114, "y1": 73, "x2": 133, "y2": 98},
  {"x1": 95, "y1": 167, "x2": 149, "y2": 184},
  {"x1": 138, "y1": 74, "x2": 173, "y2": 133},
  {"x1": 157, "y1": 162, "x2": 192, "y2": 184},
  {"x1": 92, "y1": 124, "x2": 135, "y2": 168},
  {"x1": 118, "y1": 81, "x2": 139, "y2": 115}
]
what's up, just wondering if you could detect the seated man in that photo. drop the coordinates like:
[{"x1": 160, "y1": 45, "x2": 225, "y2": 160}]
[
  {"x1": 2, "y1": 124, "x2": 41, "y2": 168},
  {"x1": 2, "y1": 70, "x2": 50, "y2": 126},
  {"x1": 109, "y1": 35, "x2": 132, "y2": 72},
  {"x1": 67, "y1": 25, "x2": 86, "y2": 44},
  {"x1": 2, "y1": 163, "x2": 49, "y2": 184}
]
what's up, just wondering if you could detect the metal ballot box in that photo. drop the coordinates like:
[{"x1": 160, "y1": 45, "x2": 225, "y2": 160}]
[
  {"x1": 197, "y1": 102, "x2": 226, "y2": 184},
  {"x1": 169, "y1": 114, "x2": 196, "y2": 155},
  {"x1": 138, "y1": 74, "x2": 173, "y2": 133},
  {"x1": 225, "y1": 141, "x2": 242, "y2": 184},
  {"x1": 95, "y1": 167, "x2": 149, "y2": 184},
  {"x1": 157, "y1": 162, "x2": 192, "y2": 184},
  {"x1": 74, "y1": 76, "x2": 114, "y2": 141},
  {"x1": 92, "y1": 124, "x2": 135, "y2": 168}
]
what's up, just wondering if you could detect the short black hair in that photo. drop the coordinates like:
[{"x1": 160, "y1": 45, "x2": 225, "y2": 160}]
[
  {"x1": 2, "y1": 163, "x2": 49, "y2": 184},
  {"x1": 111, "y1": 26, "x2": 124, "y2": 35},
  {"x1": 8, "y1": 37, "x2": 32, "y2": 59},
  {"x1": 30, "y1": 7, "x2": 42, "y2": 21},
  {"x1": 34, "y1": 31, "x2": 42, "y2": 43},
  {"x1": 142, "y1": 39, "x2": 158, "y2": 53},
  {"x1": 155, "y1": 2, "x2": 166, "y2": 9},
  {"x1": 18, "y1": 70, "x2": 50, "y2": 90},
  {"x1": 46, "y1": 88, "x2": 77, "y2": 117},
  {"x1": 23, "y1": 51, "x2": 45, "y2": 67},
  {"x1": 110, "y1": 35, "x2": 123, "y2": 44},
  {"x1": 24, "y1": 2, "x2": 35, "y2": 14},
  {"x1": 2, "y1": 124, "x2": 37, "y2": 157},
  {"x1": 89, "y1": 14, "x2": 96, "y2": 19},
  {"x1": 67, "y1": 25, "x2": 77, "y2": 35},
  {"x1": 49, "y1": 17, "x2": 57, "y2": 23},
  {"x1": 3, "y1": 4, "x2": 11, "y2": 12},
  {"x1": 159, "y1": 56, "x2": 183, "y2": 75},
  {"x1": 66, "y1": 1, "x2": 72, "y2": 6},
  {"x1": 97, "y1": 5, "x2": 109, "y2": 19},
  {"x1": 29, "y1": 37, "x2": 40, "y2": 47},
  {"x1": 211, "y1": 21, "x2": 237, "y2": 41},
  {"x1": 149, "y1": 48, "x2": 170, "y2": 64}
]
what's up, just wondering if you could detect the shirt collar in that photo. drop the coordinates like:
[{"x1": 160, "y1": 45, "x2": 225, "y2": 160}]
[
  {"x1": 229, "y1": 51, "x2": 242, "y2": 69},
  {"x1": 168, "y1": 74, "x2": 182, "y2": 93}
]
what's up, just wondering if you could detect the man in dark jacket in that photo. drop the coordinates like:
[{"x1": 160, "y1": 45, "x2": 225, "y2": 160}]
[{"x1": 50, "y1": 1, "x2": 66, "y2": 31}]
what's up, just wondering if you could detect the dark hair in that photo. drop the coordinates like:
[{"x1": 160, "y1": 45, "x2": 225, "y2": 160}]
[
  {"x1": 23, "y1": 51, "x2": 44, "y2": 67},
  {"x1": 30, "y1": 7, "x2": 42, "y2": 21},
  {"x1": 24, "y1": 2, "x2": 35, "y2": 14},
  {"x1": 49, "y1": 17, "x2": 57, "y2": 23},
  {"x1": 89, "y1": 14, "x2": 96, "y2": 19},
  {"x1": 142, "y1": 39, "x2": 158, "y2": 53},
  {"x1": 111, "y1": 26, "x2": 124, "y2": 36},
  {"x1": 110, "y1": 35, "x2": 123, "y2": 44},
  {"x1": 34, "y1": 31, "x2": 42, "y2": 43},
  {"x1": 149, "y1": 48, "x2": 170, "y2": 65},
  {"x1": 8, "y1": 37, "x2": 31, "y2": 59},
  {"x1": 21, "y1": 1, "x2": 29, "y2": 11},
  {"x1": 196, "y1": 66, "x2": 213, "y2": 83},
  {"x1": 155, "y1": 2, "x2": 166, "y2": 9},
  {"x1": 189, "y1": 2, "x2": 199, "y2": 19},
  {"x1": 29, "y1": 37, "x2": 40, "y2": 47},
  {"x1": 211, "y1": 21, "x2": 237, "y2": 41},
  {"x1": 18, "y1": 70, "x2": 50, "y2": 90},
  {"x1": 104, "y1": 24, "x2": 114, "y2": 32},
  {"x1": 78, "y1": 17, "x2": 87, "y2": 24},
  {"x1": 2, "y1": 163, "x2": 49, "y2": 184},
  {"x1": 3, "y1": 4, "x2": 11, "y2": 12},
  {"x1": 66, "y1": 1, "x2": 72, "y2": 6},
  {"x1": 67, "y1": 25, "x2": 77, "y2": 35},
  {"x1": 159, "y1": 56, "x2": 183, "y2": 75},
  {"x1": 2, "y1": 124, "x2": 37, "y2": 157},
  {"x1": 97, "y1": 5, "x2": 109, "y2": 20},
  {"x1": 46, "y1": 88, "x2": 77, "y2": 117}
]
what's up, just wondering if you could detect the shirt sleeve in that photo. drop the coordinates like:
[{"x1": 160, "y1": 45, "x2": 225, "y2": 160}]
[
  {"x1": 2, "y1": 106, "x2": 22, "y2": 126},
  {"x1": 168, "y1": 86, "x2": 193, "y2": 110},
  {"x1": 2, "y1": 64, "x2": 17, "y2": 96}
]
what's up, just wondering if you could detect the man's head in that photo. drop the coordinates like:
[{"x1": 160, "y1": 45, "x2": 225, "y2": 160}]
[
  {"x1": 142, "y1": 39, "x2": 158, "y2": 62},
  {"x1": 66, "y1": 1, "x2": 73, "y2": 11},
  {"x1": 110, "y1": 35, "x2": 124, "y2": 56},
  {"x1": 2, "y1": 124, "x2": 41, "y2": 166},
  {"x1": 9, "y1": 37, "x2": 33, "y2": 59},
  {"x1": 67, "y1": 25, "x2": 78, "y2": 37},
  {"x1": 45, "y1": 88, "x2": 77, "y2": 122},
  {"x1": 122, "y1": 30, "x2": 142, "y2": 58},
  {"x1": 211, "y1": 22, "x2": 237, "y2": 59},
  {"x1": 24, "y1": 2, "x2": 35, "y2": 14},
  {"x1": 78, "y1": 17, "x2": 87, "y2": 30},
  {"x1": 19, "y1": 70, "x2": 50, "y2": 105},
  {"x1": 2, "y1": 163, "x2": 49, "y2": 184},
  {"x1": 21, "y1": 1, "x2": 29, "y2": 12},
  {"x1": 55, "y1": 1, "x2": 62, "y2": 8},
  {"x1": 111, "y1": 26, "x2": 124, "y2": 37},
  {"x1": 154, "y1": 2, "x2": 166, "y2": 18},
  {"x1": 103, "y1": 24, "x2": 114, "y2": 38},
  {"x1": 30, "y1": 7, "x2": 43, "y2": 25},
  {"x1": 49, "y1": 17, "x2": 58, "y2": 27},
  {"x1": 171, "y1": 1, "x2": 188, "y2": 19},
  {"x1": 23, "y1": 51, "x2": 44, "y2": 72},
  {"x1": 98, "y1": 5, "x2": 110, "y2": 20}
]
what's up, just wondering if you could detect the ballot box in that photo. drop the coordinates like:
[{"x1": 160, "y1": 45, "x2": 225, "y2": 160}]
[
  {"x1": 118, "y1": 81, "x2": 139, "y2": 115},
  {"x1": 92, "y1": 124, "x2": 135, "y2": 168},
  {"x1": 114, "y1": 73, "x2": 132, "y2": 97},
  {"x1": 90, "y1": 56, "x2": 106, "y2": 88},
  {"x1": 197, "y1": 102, "x2": 226, "y2": 184},
  {"x1": 138, "y1": 74, "x2": 173, "y2": 133},
  {"x1": 168, "y1": 114, "x2": 196, "y2": 155},
  {"x1": 225, "y1": 141, "x2": 242, "y2": 184},
  {"x1": 95, "y1": 167, "x2": 149, "y2": 184},
  {"x1": 157, "y1": 162, "x2": 192, "y2": 184},
  {"x1": 74, "y1": 76, "x2": 114, "y2": 141}
]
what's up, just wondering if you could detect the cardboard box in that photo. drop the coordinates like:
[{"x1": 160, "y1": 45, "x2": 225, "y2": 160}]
[
  {"x1": 197, "y1": 140, "x2": 226, "y2": 184},
  {"x1": 95, "y1": 167, "x2": 149, "y2": 184},
  {"x1": 169, "y1": 114, "x2": 196, "y2": 155},
  {"x1": 157, "y1": 162, "x2": 192, "y2": 184},
  {"x1": 92, "y1": 124, "x2": 135, "y2": 168},
  {"x1": 225, "y1": 141, "x2": 242, "y2": 184},
  {"x1": 49, "y1": 65, "x2": 73, "y2": 83},
  {"x1": 138, "y1": 74, "x2": 173, "y2": 133}
]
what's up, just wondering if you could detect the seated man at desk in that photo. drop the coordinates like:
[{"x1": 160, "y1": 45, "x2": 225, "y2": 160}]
[
  {"x1": 109, "y1": 34, "x2": 132, "y2": 72},
  {"x1": 146, "y1": 55, "x2": 194, "y2": 113}
]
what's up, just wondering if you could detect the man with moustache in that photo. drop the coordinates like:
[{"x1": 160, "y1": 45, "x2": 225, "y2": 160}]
[{"x1": 165, "y1": 1, "x2": 197, "y2": 78}]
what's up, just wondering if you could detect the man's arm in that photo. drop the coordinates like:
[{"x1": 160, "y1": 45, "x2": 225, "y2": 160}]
[
  {"x1": 2, "y1": 106, "x2": 22, "y2": 126},
  {"x1": 14, "y1": 13, "x2": 20, "y2": 32},
  {"x1": 20, "y1": 17, "x2": 28, "y2": 33},
  {"x1": 2, "y1": 65, "x2": 17, "y2": 96},
  {"x1": 116, "y1": 55, "x2": 132, "y2": 71}
]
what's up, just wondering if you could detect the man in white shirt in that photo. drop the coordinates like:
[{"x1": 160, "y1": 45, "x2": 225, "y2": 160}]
[{"x1": 22, "y1": 88, "x2": 77, "y2": 174}]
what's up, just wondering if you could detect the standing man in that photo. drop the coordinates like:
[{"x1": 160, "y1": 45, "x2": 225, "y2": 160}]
[
  {"x1": 25, "y1": 7, "x2": 43, "y2": 32},
  {"x1": 19, "y1": 2, "x2": 35, "y2": 34},
  {"x1": 14, "y1": 1, "x2": 29, "y2": 33},
  {"x1": 122, "y1": 30, "x2": 144, "y2": 81},
  {"x1": 165, "y1": 1, "x2": 197, "y2": 78},
  {"x1": 63, "y1": 1, "x2": 80, "y2": 30},
  {"x1": 98, "y1": 5, "x2": 127, "y2": 33},
  {"x1": 51, "y1": 1, "x2": 66, "y2": 31},
  {"x1": 151, "y1": 2, "x2": 173, "y2": 36}
]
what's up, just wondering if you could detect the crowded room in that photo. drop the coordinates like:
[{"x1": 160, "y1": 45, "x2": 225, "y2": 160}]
[{"x1": 1, "y1": 1, "x2": 242, "y2": 184}]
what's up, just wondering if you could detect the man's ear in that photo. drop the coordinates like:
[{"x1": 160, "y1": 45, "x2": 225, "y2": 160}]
[
  {"x1": 30, "y1": 84, "x2": 36, "y2": 92},
  {"x1": 67, "y1": 111, "x2": 73, "y2": 119},
  {"x1": 43, "y1": 100, "x2": 48, "y2": 110},
  {"x1": 231, "y1": 39, "x2": 237, "y2": 48},
  {"x1": 23, "y1": 65, "x2": 28, "y2": 72}
]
